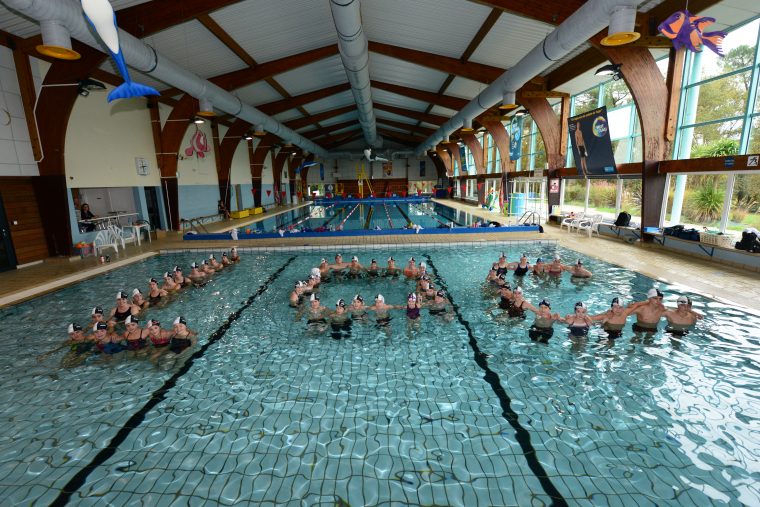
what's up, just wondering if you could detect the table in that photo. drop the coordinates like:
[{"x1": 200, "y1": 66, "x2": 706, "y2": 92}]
[{"x1": 126, "y1": 223, "x2": 151, "y2": 246}]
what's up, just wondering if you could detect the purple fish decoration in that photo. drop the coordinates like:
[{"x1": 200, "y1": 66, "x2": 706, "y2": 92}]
[{"x1": 658, "y1": 10, "x2": 726, "y2": 56}]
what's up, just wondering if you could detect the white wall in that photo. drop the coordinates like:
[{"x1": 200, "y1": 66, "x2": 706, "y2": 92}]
[
  {"x1": 65, "y1": 84, "x2": 160, "y2": 188},
  {"x1": 0, "y1": 47, "x2": 45, "y2": 177},
  {"x1": 230, "y1": 138, "x2": 252, "y2": 184},
  {"x1": 176, "y1": 121, "x2": 218, "y2": 185}
]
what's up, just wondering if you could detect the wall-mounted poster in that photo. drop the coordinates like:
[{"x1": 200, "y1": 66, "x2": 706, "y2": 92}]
[
  {"x1": 549, "y1": 178, "x2": 560, "y2": 194},
  {"x1": 509, "y1": 116, "x2": 523, "y2": 161},
  {"x1": 419, "y1": 160, "x2": 426, "y2": 177},
  {"x1": 568, "y1": 106, "x2": 617, "y2": 176}
]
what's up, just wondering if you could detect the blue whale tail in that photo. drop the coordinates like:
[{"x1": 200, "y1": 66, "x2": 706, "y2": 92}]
[{"x1": 107, "y1": 81, "x2": 160, "y2": 102}]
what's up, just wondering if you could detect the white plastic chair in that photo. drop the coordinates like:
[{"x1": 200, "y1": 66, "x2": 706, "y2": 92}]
[
  {"x1": 560, "y1": 212, "x2": 584, "y2": 232},
  {"x1": 94, "y1": 230, "x2": 119, "y2": 256},
  {"x1": 568, "y1": 214, "x2": 588, "y2": 233},
  {"x1": 108, "y1": 225, "x2": 137, "y2": 249},
  {"x1": 577, "y1": 215, "x2": 603, "y2": 237}
]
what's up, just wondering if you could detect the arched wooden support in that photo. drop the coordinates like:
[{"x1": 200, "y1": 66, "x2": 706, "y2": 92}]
[
  {"x1": 272, "y1": 149, "x2": 291, "y2": 202},
  {"x1": 429, "y1": 154, "x2": 446, "y2": 179},
  {"x1": 434, "y1": 145, "x2": 453, "y2": 177},
  {"x1": 218, "y1": 118, "x2": 251, "y2": 210},
  {"x1": 288, "y1": 153, "x2": 304, "y2": 203},
  {"x1": 481, "y1": 120, "x2": 511, "y2": 173},
  {"x1": 250, "y1": 134, "x2": 279, "y2": 205},
  {"x1": 300, "y1": 154, "x2": 316, "y2": 188},
  {"x1": 595, "y1": 44, "x2": 670, "y2": 233},
  {"x1": 444, "y1": 142, "x2": 462, "y2": 177},
  {"x1": 518, "y1": 94, "x2": 570, "y2": 212},
  {"x1": 460, "y1": 133, "x2": 485, "y2": 175}
]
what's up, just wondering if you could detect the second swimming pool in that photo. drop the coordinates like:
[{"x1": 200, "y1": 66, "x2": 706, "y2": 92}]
[{"x1": 1, "y1": 244, "x2": 757, "y2": 505}]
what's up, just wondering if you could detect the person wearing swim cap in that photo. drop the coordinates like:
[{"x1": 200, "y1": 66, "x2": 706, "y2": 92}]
[
  {"x1": 131, "y1": 288, "x2": 150, "y2": 310},
  {"x1": 496, "y1": 282, "x2": 515, "y2": 312},
  {"x1": 416, "y1": 274, "x2": 436, "y2": 300},
  {"x1": 349, "y1": 295, "x2": 369, "y2": 320},
  {"x1": 329, "y1": 299, "x2": 352, "y2": 340},
  {"x1": 123, "y1": 315, "x2": 149, "y2": 352},
  {"x1": 173, "y1": 267, "x2": 192, "y2": 287},
  {"x1": 221, "y1": 252, "x2": 233, "y2": 267},
  {"x1": 532, "y1": 258, "x2": 547, "y2": 276},
  {"x1": 403, "y1": 257, "x2": 419, "y2": 279},
  {"x1": 505, "y1": 286, "x2": 531, "y2": 319},
  {"x1": 366, "y1": 259, "x2": 381, "y2": 277},
  {"x1": 663, "y1": 295, "x2": 703, "y2": 336},
  {"x1": 94, "y1": 321, "x2": 124, "y2": 356},
  {"x1": 200, "y1": 259, "x2": 216, "y2": 276},
  {"x1": 298, "y1": 293, "x2": 330, "y2": 333},
  {"x1": 37, "y1": 323, "x2": 94, "y2": 364},
  {"x1": 494, "y1": 252, "x2": 509, "y2": 276},
  {"x1": 568, "y1": 259, "x2": 592, "y2": 279},
  {"x1": 167, "y1": 316, "x2": 197, "y2": 355},
  {"x1": 207, "y1": 254, "x2": 222, "y2": 270},
  {"x1": 424, "y1": 290, "x2": 453, "y2": 322},
  {"x1": 229, "y1": 247, "x2": 240, "y2": 262},
  {"x1": 147, "y1": 319, "x2": 173, "y2": 362},
  {"x1": 384, "y1": 257, "x2": 401, "y2": 278},
  {"x1": 162, "y1": 271, "x2": 181, "y2": 292},
  {"x1": 347, "y1": 256, "x2": 364, "y2": 279},
  {"x1": 89, "y1": 306, "x2": 108, "y2": 333},
  {"x1": 590, "y1": 297, "x2": 632, "y2": 339},
  {"x1": 368, "y1": 294, "x2": 402, "y2": 329},
  {"x1": 546, "y1": 255, "x2": 566, "y2": 277},
  {"x1": 562, "y1": 302, "x2": 593, "y2": 337},
  {"x1": 309, "y1": 268, "x2": 322, "y2": 287},
  {"x1": 188, "y1": 262, "x2": 207, "y2": 284},
  {"x1": 485, "y1": 266, "x2": 499, "y2": 284},
  {"x1": 110, "y1": 291, "x2": 140, "y2": 323},
  {"x1": 146, "y1": 278, "x2": 168, "y2": 305},
  {"x1": 290, "y1": 281, "x2": 307, "y2": 308},
  {"x1": 317, "y1": 258, "x2": 331, "y2": 279},
  {"x1": 328, "y1": 253, "x2": 349, "y2": 276},
  {"x1": 509, "y1": 253, "x2": 531, "y2": 277},
  {"x1": 417, "y1": 262, "x2": 430, "y2": 279},
  {"x1": 628, "y1": 288, "x2": 667, "y2": 333},
  {"x1": 524, "y1": 299, "x2": 563, "y2": 343}
]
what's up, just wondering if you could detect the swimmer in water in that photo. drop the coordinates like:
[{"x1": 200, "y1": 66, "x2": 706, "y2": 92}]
[
  {"x1": 628, "y1": 288, "x2": 667, "y2": 334},
  {"x1": 494, "y1": 252, "x2": 509, "y2": 276},
  {"x1": 221, "y1": 252, "x2": 233, "y2": 267},
  {"x1": 485, "y1": 266, "x2": 499, "y2": 284},
  {"x1": 147, "y1": 319, "x2": 173, "y2": 362},
  {"x1": 309, "y1": 268, "x2": 322, "y2": 288},
  {"x1": 200, "y1": 259, "x2": 216, "y2": 275},
  {"x1": 366, "y1": 259, "x2": 381, "y2": 277},
  {"x1": 329, "y1": 253, "x2": 349, "y2": 274},
  {"x1": 563, "y1": 301, "x2": 593, "y2": 337},
  {"x1": 424, "y1": 290, "x2": 454, "y2": 322},
  {"x1": 532, "y1": 257, "x2": 547, "y2": 276},
  {"x1": 298, "y1": 294, "x2": 330, "y2": 334},
  {"x1": 164, "y1": 317, "x2": 197, "y2": 361},
  {"x1": 663, "y1": 295, "x2": 703, "y2": 336},
  {"x1": 329, "y1": 299, "x2": 352, "y2": 340},
  {"x1": 417, "y1": 275, "x2": 436, "y2": 300},
  {"x1": 147, "y1": 278, "x2": 168, "y2": 305},
  {"x1": 37, "y1": 323, "x2": 94, "y2": 365},
  {"x1": 229, "y1": 247, "x2": 240, "y2": 262},
  {"x1": 568, "y1": 259, "x2": 592, "y2": 279},
  {"x1": 110, "y1": 291, "x2": 140, "y2": 323},
  {"x1": 504, "y1": 286, "x2": 531, "y2": 319},
  {"x1": 173, "y1": 266, "x2": 192, "y2": 287},
  {"x1": 546, "y1": 255, "x2": 566, "y2": 277},
  {"x1": 346, "y1": 256, "x2": 365, "y2": 279},
  {"x1": 131, "y1": 288, "x2": 150, "y2": 310},
  {"x1": 384, "y1": 257, "x2": 402, "y2": 278},
  {"x1": 93, "y1": 321, "x2": 124, "y2": 356},
  {"x1": 367, "y1": 294, "x2": 402, "y2": 329},
  {"x1": 290, "y1": 281, "x2": 306, "y2": 308},
  {"x1": 318, "y1": 258, "x2": 331, "y2": 279},
  {"x1": 509, "y1": 253, "x2": 531, "y2": 277},
  {"x1": 162, "y1": 271, "x2": 181, "y2": 292},
  {"x1": 589, "y1": 296, "x2": 632, "y2": 339},
  {"x1": 524, "y1": 299, "x2": 563, "y2": 343},
  {"x1": 188, "y1": 262, "x2": 207, "y2": 284},
  {"x1": 123, "y1": 315, "x2": 149, "y2": 353},
  {"x1": 403, "y1": 257, "x2": 419, "y2": 279},
  {"x1": 207, "y1": 254, "x2": 222, "y2": 270},
  {"x1": 349, "y1": 294, "x2": 369, "y2": 320}
]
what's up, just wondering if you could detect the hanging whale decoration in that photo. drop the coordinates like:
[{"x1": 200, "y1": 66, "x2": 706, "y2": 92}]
[{"x1": 81, "y1": 0, "x2": 160, "y2": 101}]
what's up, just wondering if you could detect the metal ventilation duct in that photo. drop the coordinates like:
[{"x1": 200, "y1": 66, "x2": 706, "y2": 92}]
[{"x1": 3, "y1": 0, "x2": 329, "y2": 157}]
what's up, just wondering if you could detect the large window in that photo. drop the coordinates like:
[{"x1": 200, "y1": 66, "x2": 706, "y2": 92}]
[{"x1": 513, "y1": 115, "x2": 546, "y2": 171}]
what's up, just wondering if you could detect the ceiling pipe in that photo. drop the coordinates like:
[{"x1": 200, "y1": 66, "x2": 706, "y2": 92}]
[
  {"x1": 329, "y1": 0, "x2": 380, "y2": 147},
  {"x1": 3, "y1": 0, "x2": 329, "y2": 158},
  {"x1": 414, "y1": 0, "x2": 640, "y2": 156}
]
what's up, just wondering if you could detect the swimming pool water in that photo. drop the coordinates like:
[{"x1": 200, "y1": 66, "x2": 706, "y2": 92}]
[
  {"x1": 0, "y1": 245, "x2": 758, "y2": 505},
  {"x1": 249, "y1": 200, "x2": 482, "y2": 233}
]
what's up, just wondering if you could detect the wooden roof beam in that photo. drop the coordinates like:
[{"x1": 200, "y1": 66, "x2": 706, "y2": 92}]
[
  {"x1": 375, "y1": 103, "x2": 449, "y2": 126},
  {"x1": 370, "y1": 80, "x2": 468, "y2": 111},
  {"x1": 468, "y1": 0, "x2": 585, "y2": 26}
]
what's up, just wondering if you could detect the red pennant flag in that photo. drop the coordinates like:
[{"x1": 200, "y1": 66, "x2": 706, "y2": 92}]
[
  {"x1": 401, "y1": 190, "x2": 407, "y2": 197},
  {"x1": 417, "y1": 189, "x2": 422, "y2": 196},
  {"x1": 251, "y1": 188, "x2": 259, "y2": 194},
  {"x1": 297, "y1": 191, "x2": 302, "y2": 198},
  {"x1": 448, "y1": 186, "x2": 453, "y2": 194},
  {"x1": 266, "y1": 190, "x2": 271, "y2": 197},
  {"x1": 371, "y1": 192, "x2": 376, "y2": 198},
  {"x1": 342, "y1": 191, "x2": 347, "y2": 198},
  {"x1": 312, "y1": 192, "x2": 317, "y2": 197},
  {"x1": 281, "y1": 191, "x2": 286, "y2": 197},
  {"x1": 477, "y1": 182, "x2": 484, "y2": 190}
]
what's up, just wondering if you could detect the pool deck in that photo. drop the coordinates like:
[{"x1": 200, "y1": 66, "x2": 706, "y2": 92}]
[{"x1": 1, "y1": 199, "x2": 759, "y2": 313}]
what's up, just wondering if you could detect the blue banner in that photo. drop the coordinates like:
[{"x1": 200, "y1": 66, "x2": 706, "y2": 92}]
[
  {"x1": 420, "y1": 160, "x2": 425, "y2": 177},
  {"x1": 459, "y1": 146, "x2": 467, "y2": 174},
  {"x1": 509, "y1": 116, "x2": 523, "y2": 161},
  {"x1": 319, "y1": 163, "x2": 324, "y2": 181}
]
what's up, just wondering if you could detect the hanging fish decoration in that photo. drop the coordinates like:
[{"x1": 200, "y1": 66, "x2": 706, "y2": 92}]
[
  {"x1": 81, "y1": 0, "x2": 160, "y2": 101},
  {"x1": 658, "y1": 10, "x2": 727, "y2": 56},
  {"x1": 184, "y1": 127, "x2": 210, "y2": 158}
]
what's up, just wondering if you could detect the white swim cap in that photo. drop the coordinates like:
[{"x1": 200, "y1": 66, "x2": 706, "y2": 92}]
[
  {"x1": 647, "y1": 288, "x2": 663, "y2": 299},
  {"x1": 375, "y1": 294, "x2": 385, "y2": 303},
  {"x1": 125, "y1": 315, "x2": 139, "y2": 325},
  {"x1": 351, "y1": 256, "x2": 359, "y2": 262},
  {"x1": 311, "y1": 268, "x2": 321, "y2": 277},
  {"x1": 132, "y1": 288, "x2": 141, "y2": 296},
  {"x1": 173, "y1": 316, "x2": 187, "y2": 325}
]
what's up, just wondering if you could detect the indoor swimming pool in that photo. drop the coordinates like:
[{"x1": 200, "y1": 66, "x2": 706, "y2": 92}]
[{"x1": 1, "y1": 244, "x2": 758, "y2": 505}]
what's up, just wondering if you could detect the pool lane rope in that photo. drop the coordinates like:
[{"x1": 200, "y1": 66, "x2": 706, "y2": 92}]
[
  {"x1": 50, "y1": 256, "x2": 296, "y2": 506},
  {"x1": 288, "y1": 203, "x2": 335, "y2": 230},
  {"x1": 383, "y1": 202, "x2": 394, "y2": 229},
  {"x1": 337, "y1": 203, "x2": 361, "y2": 229},
  {"x1": 423, "y1": 255, "x2": 568, "y2": 506}
]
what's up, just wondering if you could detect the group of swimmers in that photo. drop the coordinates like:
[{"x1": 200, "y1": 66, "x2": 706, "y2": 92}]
[
  {"x1": 40, "y1": 248, "x2": 242, "y2": 366},
  {"x1": 486, "y1": 252, "x2": 703, "y2": 343},
  {"x1": 289, "y1": 253, "x2": 454, "y2": 339}
]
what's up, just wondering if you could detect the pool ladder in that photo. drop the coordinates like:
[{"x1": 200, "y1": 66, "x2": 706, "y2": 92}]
[{"x1": 518, "y1": 211, "x2": 542, "y2": 226}]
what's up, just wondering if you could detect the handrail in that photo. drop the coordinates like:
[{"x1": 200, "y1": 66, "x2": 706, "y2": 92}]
[{"x1": 518, "y1": 211, "x2": 542, "y2": 226}]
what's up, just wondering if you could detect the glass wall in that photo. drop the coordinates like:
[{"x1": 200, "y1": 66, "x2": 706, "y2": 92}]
[
  {"x1": 667, "y1": 16, "x2": 760, "y2": 236},
  {"x1": 512, "y1": 115, "x2": 546, "y2": 172}
]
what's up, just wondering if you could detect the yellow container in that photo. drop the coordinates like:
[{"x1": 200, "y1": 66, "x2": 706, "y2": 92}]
[
  {"x1": 230, "y1": 210, "x2": 249, "y2": 219},
  {"x1": 252, "y1": 207, "x2": 264, "y2": 215}
]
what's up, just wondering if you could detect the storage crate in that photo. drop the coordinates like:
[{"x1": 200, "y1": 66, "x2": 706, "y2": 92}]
[
  {"x1": 699, "y1": 232, "x2": 734, "y2": 248},
  {"x1": 252, "y1": 207, "x2": 264, "y2": 215},
  {"x1": 230, "y1": 210, "x2": 249, "y2": 219}
]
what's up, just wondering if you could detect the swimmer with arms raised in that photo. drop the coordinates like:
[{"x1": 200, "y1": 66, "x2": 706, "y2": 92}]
[
  {"x1": 524, "y1": 299, "x2": 563, "y2": 342},
  {"x1": 628, "y1": 288, "x2": 667, "y2": 333},
  {"x1": 589, "y1": 297, "x2": 632, "y2": 338},
  {"x1": 663, "y1": 295, "x2": 703, "y2": 336}
]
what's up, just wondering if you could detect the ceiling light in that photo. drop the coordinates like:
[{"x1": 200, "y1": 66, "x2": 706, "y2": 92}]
[
  {"x1": 197, "y1": 98, "x2": 215, "y2": 117},
  {"x1": 243, "y1": 132, "x2": 253, "y2": 141},
  {"x1": 513, "y1": 110, "x2": 529, "y2": 118},
  {"x1": 499, "y1": 91, "x2": 518, "y2": 110},
  {"x1": 36, "y1": 19, "x2": 80, "y2": 60},
  {"x1": 601, "y1": 6, "x2": 640, "y2": 46},
  {"x1": 191, "y1": 116, "x2": 205, "y2": 124},
  {"x1": 76, "y1": 78, "x2": 106, "y2": 97},
  {"x1": 595, "y1": 63, "x2": 623, "y2": 80}
]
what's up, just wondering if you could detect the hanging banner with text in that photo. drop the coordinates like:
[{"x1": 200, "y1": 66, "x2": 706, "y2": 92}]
[
  {"x1": 509, "y1": 116, "x2": 524, "y2": 161},
  {"x1": 459, "y1": 146, "x2": 467, "y2": 173},
  {"x1": 419, "y1": 160, "x2": 426, "y2": 177},
  {"x1": 568, "y1": 106, "x2": 617, "y2": 176}
]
